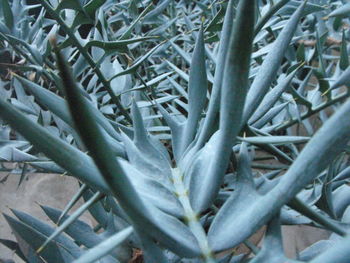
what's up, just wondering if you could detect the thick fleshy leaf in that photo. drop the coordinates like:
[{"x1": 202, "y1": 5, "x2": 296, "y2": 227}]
[
  {"x1": 330, "y1": 66, "x2": 350, "y2": 90},
  {"x1": 0, "y1": 238, "x2": 27, "y2": 262},
  {"x1": 131, "y1": 101, "x2": 172, "y2": 181},
  {"x1": 4, "y1": 211, "x2": 82, "y2": 262},
  {"x1": 73, "y1": 227, "x2": 133, "y2": 263},
  {"x1": 196, "y1": 0, "x2": 235, "y2": 149},
  {"x1": 109, "y1": 42, "x2": 163, "y2": 80},
  {"x1": 333, "y1": 185, "x2": 350, "y2": 219},
  {"x1": 156, "y1": 102, "x2": 184, "y2": 162},
  {"x1": 328, "y1": 3, "x2": 350, "y2": 18},
  {"x1": 119, "y1": 132, "x2": 173, "y2": 191},
  {"x1": 299, "y1": 240, "x2": 335, "y2": 261},
  {"x1": 53, "y1": 44, "x2": 201, "y2": 257},
  {"x1": 57, "y1": 184, "x2": 88, "y2": 224},
  {"x1": 84, "y1": 36, "x2": 157, "y2": 51},
  {"x1": 254, "y1": 0, "x2": 289, "y2": 35},
  {"x1": 209, "y1": 98, "x2": 350, "y2": 251},
  {"x1": 243, "y1": 2, "x2": 306, "y2": 123},
  {"x1": 334, "y1": 166, "x2": 350, "y2": 182},
  {"x1": 191, "y1": 0, "x2": 256, "y2": 213},
  {"x1": 248, "y1": 68, "x2": 299, "y2": 124},
  {"x1": 41, "y1": 205, "x2": 102, "y2": 248},
  {"x1": 309, "y1": 234, "x2": 350, "y2": 263},
  {"x1": 250, "y1": 214, "x2": 292, "y2": 263},
  {"x1": 315, "y1": 163, "x2": 336, "y2": 218},
  {"x1": 238, "y1": 136, "x2": 309, "y2": 145},
  {"x1": 340, "y1": 30, "x2": 349, "y2": 71},
  {"x1": 186, "y1": 131, "x2": 220, "y2": 212},
  {"x1": 252, "y1": 102, "x2": 289, "y2": 128},
  {"x1": 180, "y1": 26, "x2": 208, "y2": 155},
  {"x1": 118, "y1": 3, "x2": 153, "y2": 40},
  {"x1": 29, "y1": 161, "x2": 65, "y2": 174},
  {"x1": 143, "y1": 0, "x2": 171, "y2": 22},
  {"x1": 0, "y1": 98, "x2": 110, "y2": 193},
  {"x1": 118, "y1": 159, "x2": 184, "y2": 217},
  {"x1": 208, "y1": 142, "x2": 259, "y2": 250},
  {"x1": 14, "y1": 75, "x2": 122, "y2": 142},
  {"x1": 0, "y1": 0, "x2": 14, "y2": 29},
  {"x1": 288, "y1": 198, "x2": 346, "y2": 236},
  {"x1": 37, "y1": 191, "x2": 102, "y2": 253}
]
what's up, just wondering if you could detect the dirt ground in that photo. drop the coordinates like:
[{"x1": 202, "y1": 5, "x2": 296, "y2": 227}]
[{"x1": 0, "y1": 172, "x2": 94, "y2": 262}]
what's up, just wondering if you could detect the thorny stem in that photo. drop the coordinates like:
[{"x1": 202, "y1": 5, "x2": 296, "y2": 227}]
[
  {"x1": 254, "y1": 0, "x2": 289, "y2": 36},
  {"x1": 172, "y1": 168, "x2": 216, "y2": 263},
  {"x1": 38, "y1": 0, "x2": 132, "y2": 123},
  {"x1": 0, "y1": 33, "x2": 54, "y2": 81},
  {"x1": 274, "y1": 91, "x2": 350, "y2": 132}
]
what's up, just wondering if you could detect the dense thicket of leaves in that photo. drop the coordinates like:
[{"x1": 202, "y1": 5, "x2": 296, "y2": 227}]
[{"x1": 1, "y1": 0, "x2": 350, "y2": 262}]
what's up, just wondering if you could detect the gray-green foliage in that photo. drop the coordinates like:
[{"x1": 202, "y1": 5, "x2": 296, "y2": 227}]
[{"x1": 1, "y1": 0, "x2": 350, "y2": 262}]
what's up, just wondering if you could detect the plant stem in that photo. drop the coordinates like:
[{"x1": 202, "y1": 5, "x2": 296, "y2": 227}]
[
  {"x1": 274, "y1": 91, "x2": 350, "y2": 132},
  {"x1": 37, "y1": 0, "x2": 132, "y2": 123},
  {"x1": 254, "y1": 0, "x2": 289, "y2": 36},
  {"x1": 172, "y1": 168, "x2": 216, "y2": 263}
]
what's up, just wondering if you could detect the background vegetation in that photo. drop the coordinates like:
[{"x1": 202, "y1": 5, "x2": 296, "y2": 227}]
[{"x1": 1, "y1": 0, "x2": 350, "y2": 262}]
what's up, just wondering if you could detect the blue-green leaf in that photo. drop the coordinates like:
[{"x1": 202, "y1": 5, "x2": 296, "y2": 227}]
[
  {"x1": 0, "y1": 0, "x2": 13, "y2": 29},
  {"x1": 196, "y1": 0, "x2": 235, "y2": 149},
  {"x1": 328, "y1": 3, "x2": 350, "y2": 18},
  {"x1": 248, "y1": 68, "x2": 299, "y2": 124},
  {"x1": 180, "y1": 26, "x2": 208, "y2": 155},
  {"x1": 243, "y1": 2, "x2": 306, "y2": 123},
  {"x1": 73, "y1": 227, "x2": 133, "y2": 263},
  {"x1": 309, "y1": 234, "x2": 350, "y2": 263},
  {"x1": 208, "y1": 98, "x2": 350, "y2": 252},
  {"x1": 238, "y1": 136, "x2": 309, "y2": 145},
  {"x1": 37, "y1": 192, "x2": 102, "y2": 253},
  {"x1": 53, "y1": 42, "x2": 201, "y2": 257},
  {"x1": 193, "y1": 0, "x2": 256, "y2": 213},
  {"x1": 0, "y1": 98, "x2": 110, "y2": 193}
]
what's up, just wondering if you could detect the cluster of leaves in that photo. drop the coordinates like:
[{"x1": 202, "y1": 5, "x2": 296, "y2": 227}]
[{"x1": 1, "y1": 0, "x2": 350, "y2": 262}]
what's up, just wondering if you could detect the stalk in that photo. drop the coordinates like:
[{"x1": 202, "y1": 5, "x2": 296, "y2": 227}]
[
  {"x1": 37, "y1": 0, "x2": 132, "y2": 123},
  {"x1": 172, "y1": 168, "x2": 215, "y2": 263},
  {"x1": 274, "y1": 91, "x2": 350, "y2": 132}
]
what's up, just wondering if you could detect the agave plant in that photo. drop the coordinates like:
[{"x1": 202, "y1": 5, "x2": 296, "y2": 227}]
[{"x1": 1, "y1": 0, "x2": 350, "y2": 262}]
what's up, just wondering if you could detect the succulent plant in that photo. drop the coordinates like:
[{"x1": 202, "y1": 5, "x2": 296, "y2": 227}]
[{"x1": 1, "y1": 0, "x2": 350, "y2": 262}]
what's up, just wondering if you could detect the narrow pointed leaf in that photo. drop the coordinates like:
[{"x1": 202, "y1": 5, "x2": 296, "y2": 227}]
[
  {"x1": 84, "y1": 36, "x2": 157, "y2": 51},
  {"x1": 248, "y1": 68, "x2": 299, "y2": 124},
  {"x1": 193, "y1": 0, "x2": 256, "y2": 212},
  {"x1": 209, "y1": 98, "x2": 350, "y2": 251},
  {"x1": 288, "y1": 198, "x2": 346, "y2": 236},
  {"x1": 42, "y1": 205, "x2": 103, "y2": 249},
  {"x1": 340, "y1": 30, "x2": 349, "y2": 70},
  {"x1": 250, "y1": 214, "x2": 289, "y2": 263},
  {"x1": 109, "y1": 42, "x2": 163, "y2": 80},
  {"x1": 196, "y1": 0, "x2": 235, "y2": 148},
  {"x1": 14, "y1": 75, "x2": 122, "y2": 142},
  {"x1": 37, "y1": 192, "x2": 102, "y2": 253},
  {"x1": 53, "y1": 43, "x2": 201, "y2": 257},
  {"x1": 331, "y1": 66, "x2": 350, "y2": 90},
  {"x1": 57, "y1": 184, "x2": 88, "y2": 224},
  {"x1": 0, "y1": 98, "x2": 110, "y2": 192},
  {"x1": 328, "y1": 3, "x2": 350, "y2": 18},
  {"x1": 0, "y1": 0, "x2": 14, "y2": 29},
  {"x1": 310, "y1": 234, "x2": 350, "y2": 263},
  {"x1": 157, "y1": 103, "x2": 184, "y2": 163},
  {"x1": 4, "y1": 214, "x2": 76, "y2": 262},
  {"x1": 180, "y1": 26, "x2": 208, "y2": 154},
  {"x1": 252, "y1": 102, "x2": 289, "y2": 128},
  {"x1": 243, "y1": 2, "x2": 306, "y2": 123},
  {"x1": 73, "y1": 227, "x2": 133, "y2": 263},
  {"x1": 239, "y1": 136, "x2": 309, "y2": 145}
]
